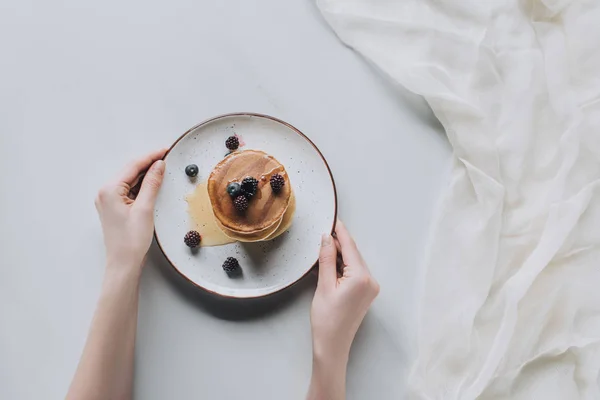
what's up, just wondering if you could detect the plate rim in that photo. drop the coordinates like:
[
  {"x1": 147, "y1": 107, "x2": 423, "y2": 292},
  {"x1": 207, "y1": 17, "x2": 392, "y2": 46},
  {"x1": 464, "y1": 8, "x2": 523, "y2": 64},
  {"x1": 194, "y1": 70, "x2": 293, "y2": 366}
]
[{"x1": 154, "y1": 112, "x2": 338, "y2": 299}]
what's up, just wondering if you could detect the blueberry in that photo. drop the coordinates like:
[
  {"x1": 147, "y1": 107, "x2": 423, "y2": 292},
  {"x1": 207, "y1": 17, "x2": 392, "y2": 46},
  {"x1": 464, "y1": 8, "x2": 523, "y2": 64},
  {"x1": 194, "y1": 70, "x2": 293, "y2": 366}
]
[
  {"x1": 185, "y1": 164, "x2": 198, "y2": 177},
  {"x1": 227, "y1": 182, "x2": 242, "y2": 197}
]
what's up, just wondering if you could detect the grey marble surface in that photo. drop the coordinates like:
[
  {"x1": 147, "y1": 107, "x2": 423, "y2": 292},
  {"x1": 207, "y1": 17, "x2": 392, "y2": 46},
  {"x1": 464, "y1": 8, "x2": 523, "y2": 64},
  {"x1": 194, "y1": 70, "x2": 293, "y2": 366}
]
[{"x1": 0, "y1": 1, "x2": 451, "y2": 399}]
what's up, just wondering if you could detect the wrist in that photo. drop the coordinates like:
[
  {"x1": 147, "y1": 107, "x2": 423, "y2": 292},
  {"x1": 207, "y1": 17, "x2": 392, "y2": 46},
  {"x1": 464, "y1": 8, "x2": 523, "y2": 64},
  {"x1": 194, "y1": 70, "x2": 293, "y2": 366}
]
[
  {"x1": 103, "y1": 261, "x2": 142, "y2": 287},
  {"x1": 312, "y1": 334, "x2": 351, "y2": 365},
  {"x1": 312, "y1": 342, "x2": 349, "y2": 374},
  {"x1": 309, "y1": 345, "x2": 348, "y2": 400}
]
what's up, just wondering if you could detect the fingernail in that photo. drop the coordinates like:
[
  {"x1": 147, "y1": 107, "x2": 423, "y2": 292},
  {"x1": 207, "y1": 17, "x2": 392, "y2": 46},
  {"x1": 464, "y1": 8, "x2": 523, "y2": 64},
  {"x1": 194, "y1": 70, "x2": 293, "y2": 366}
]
[
  {"x1": 153, "y1": 160, "x2": 165, "y2": 175},
  {"x1": 321, "y1": 233, "x2": 332, "y2": 246}
]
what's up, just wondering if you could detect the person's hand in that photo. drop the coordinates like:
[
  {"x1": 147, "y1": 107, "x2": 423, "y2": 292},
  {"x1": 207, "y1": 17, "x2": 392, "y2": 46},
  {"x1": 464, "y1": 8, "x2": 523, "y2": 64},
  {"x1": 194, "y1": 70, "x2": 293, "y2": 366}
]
[
  {"x1": 95, "y1": 148, "x2": 167, "y2": 275},
  {"x1": 307, "y1": 220, "x2": 379, "y2": 400},
  {"x1": 67, "y1": 149, "x2": 168, "y2": 400},
  {"x1": 311, "y1": 220, "x2": 380, "y2": 363}
]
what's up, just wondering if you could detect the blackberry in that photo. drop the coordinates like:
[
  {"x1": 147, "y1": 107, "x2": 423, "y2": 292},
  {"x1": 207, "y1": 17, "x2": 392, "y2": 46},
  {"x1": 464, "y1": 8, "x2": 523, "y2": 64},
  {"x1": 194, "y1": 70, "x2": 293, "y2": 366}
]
[
  {"x1": 222, "y1": 257, "x2": 240, "y2": 272},
  {"x1": 225, "y1": 135, "x2": 239, "y2": 151},
  {"x1": 233, "y1": 195, "x2": 249, "y2": 212},
  {"x1": 185, "y1": 164, "x2": 199, "y2": 177},
  {"x1": 241, "y1": 176, "x2": 259, "y2": 198},
  {"x1": 270, "y1": 173, "x2": 285, "y2": 192},
  {"x1": 184, "y1": 230, "x2": 201, "y2": 248},
  {"x1": 226, "y1": 182, "x2": 242, "y2": 198}
]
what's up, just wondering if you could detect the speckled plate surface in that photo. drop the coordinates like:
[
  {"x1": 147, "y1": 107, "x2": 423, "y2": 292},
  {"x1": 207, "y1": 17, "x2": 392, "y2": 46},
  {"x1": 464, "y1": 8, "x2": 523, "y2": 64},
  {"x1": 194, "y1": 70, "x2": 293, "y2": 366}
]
[{"x1": 154, "y1": 113, "x2": 337, "y2": 298}]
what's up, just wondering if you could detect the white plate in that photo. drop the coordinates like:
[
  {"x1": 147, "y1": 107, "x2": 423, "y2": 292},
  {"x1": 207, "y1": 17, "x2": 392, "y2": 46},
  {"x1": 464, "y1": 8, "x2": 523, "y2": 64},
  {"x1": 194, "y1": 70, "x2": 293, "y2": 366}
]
[{"x1": 154, "y1": 113, "x2": 337, "y2": 298}]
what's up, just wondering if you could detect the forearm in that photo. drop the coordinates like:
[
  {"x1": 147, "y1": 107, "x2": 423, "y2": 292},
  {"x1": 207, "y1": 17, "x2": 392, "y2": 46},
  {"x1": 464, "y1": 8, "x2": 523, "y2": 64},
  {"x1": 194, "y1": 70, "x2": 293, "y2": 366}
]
[
  {"x1": 307, "y1": 349, "x2": 348, "y2": 400},
  {"x1": 66, "y1": 266, "x2": 141, "y2": 400}
]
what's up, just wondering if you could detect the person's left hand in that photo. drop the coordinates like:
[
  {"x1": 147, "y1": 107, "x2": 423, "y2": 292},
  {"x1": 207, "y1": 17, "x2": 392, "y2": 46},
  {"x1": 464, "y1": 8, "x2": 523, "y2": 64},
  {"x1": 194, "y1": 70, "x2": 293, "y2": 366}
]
[{"x1": 95, "y1": 148, "x2": 167, "y2": 275}]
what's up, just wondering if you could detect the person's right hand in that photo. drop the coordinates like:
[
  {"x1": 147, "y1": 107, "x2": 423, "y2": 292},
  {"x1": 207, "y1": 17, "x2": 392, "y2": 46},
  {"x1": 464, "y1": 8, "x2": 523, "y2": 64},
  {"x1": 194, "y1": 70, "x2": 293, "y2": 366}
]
[
  {"x1": 307, "y1": 220, "x2": 379, "y2": 400},
  {"x1": 311, "y1": 220, "x2": 380, "y2": 365}
]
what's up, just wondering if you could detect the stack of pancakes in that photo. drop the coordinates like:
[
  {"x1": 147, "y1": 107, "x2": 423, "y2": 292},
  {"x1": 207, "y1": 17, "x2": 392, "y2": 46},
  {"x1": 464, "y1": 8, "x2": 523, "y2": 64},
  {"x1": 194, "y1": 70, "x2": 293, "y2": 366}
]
[{"x1": 207, "y1": 150, "x2": 295, "y2": 242}]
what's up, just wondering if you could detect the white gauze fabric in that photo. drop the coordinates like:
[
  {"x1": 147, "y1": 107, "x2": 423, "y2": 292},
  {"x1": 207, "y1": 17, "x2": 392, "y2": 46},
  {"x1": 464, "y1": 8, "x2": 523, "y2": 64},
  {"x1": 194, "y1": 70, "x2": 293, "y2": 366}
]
[{"x1": 317, "y1": 0, "x2": 600, "y2": 398}]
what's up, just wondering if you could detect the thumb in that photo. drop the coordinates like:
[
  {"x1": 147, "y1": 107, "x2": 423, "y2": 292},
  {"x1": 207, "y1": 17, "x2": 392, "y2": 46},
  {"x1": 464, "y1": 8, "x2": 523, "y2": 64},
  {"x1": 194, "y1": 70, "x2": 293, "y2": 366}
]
[
  {"x1": 136, "y1": 160, "x2": 165, "y2": 209},
  {"x1": 317, "y1": 233, "x2": 337, "y2": 288}
]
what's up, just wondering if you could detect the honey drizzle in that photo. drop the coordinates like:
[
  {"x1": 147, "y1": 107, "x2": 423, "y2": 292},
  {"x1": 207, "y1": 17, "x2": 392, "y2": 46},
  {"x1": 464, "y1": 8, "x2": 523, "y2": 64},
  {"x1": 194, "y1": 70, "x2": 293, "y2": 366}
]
[{"x1": 185, "y1": 182, "x2": 236, "y2": 247}]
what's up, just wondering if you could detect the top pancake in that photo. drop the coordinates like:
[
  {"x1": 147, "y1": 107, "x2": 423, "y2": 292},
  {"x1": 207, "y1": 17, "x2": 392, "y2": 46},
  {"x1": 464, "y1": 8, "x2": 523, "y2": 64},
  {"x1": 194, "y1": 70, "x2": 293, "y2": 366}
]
[{"x1": 207, "y1": 150, "x2": 292, "y2": 234}]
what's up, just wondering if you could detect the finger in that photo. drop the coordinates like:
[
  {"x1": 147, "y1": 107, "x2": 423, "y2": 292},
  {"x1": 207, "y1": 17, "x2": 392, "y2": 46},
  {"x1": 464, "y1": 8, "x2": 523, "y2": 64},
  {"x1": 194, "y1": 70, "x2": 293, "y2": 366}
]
[
  {"x1": 334, "y1": 237, "x2": 342, "y2": 254},
  {"x1": 117, "y1": 148, "x2": 168, "y2": 185},
  {"x1": 134, "y1": 160, "x2": 166, "y2": 209},
  {"x1": 335, "y1": 219, "x2": 365, "y2": 269},
  {"x1": 128, "y1": 172, "x2": 146, "y2": 200},
  {"x1": 333, "y1": 237, "x2": 344, "y2": 277},
  {"x1": 317, "y1": 233, "x2": 338, "y2": 288}
]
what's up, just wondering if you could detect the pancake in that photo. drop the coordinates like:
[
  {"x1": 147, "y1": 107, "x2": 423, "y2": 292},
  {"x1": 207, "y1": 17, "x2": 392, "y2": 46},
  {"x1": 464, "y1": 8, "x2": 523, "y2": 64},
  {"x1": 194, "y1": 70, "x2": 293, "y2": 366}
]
[
  {"x1": 216, "y1": 190, "x2": 296, "y2": 242},
  {"x1": 208, "y1": 150, "x2": 292, "y2": 238},
  {"x1": 216, "y1": 217, "x2": 282, "y2": 242},
  {"x1": 264, "y1": 191, "x2": 296, "y2": 240}
]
